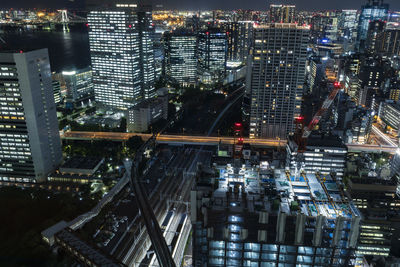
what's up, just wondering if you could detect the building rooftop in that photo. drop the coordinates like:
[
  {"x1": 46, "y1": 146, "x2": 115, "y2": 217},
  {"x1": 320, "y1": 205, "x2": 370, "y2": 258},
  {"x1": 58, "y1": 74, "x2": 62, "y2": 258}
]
[
  {"x1": 128, "y1": 96, "x2": 166, "y2": 110},
  {"x1": 254, "y1": 23, "x2": 310, "y2": 30},
  {"x1": 214, "y1": 164, "x2": 360, "y2": 220},
  {"x1": 306, "y1": 134, "x2": 348, "y2": 149},
  {"x1": 60, "y1": 156, "x2": 103, "y2": 171},
  {"x1": 55, "y1": 229, "x2": 121, "y2": 267}
]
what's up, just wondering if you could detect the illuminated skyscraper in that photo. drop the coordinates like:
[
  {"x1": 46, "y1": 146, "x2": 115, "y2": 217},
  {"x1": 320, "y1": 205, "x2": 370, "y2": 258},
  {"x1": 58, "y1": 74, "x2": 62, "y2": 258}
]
[
  {"x1": 197, "y1": 28, "x2": 227, "y2": 85},
  {"x1": 62, "y1": 67, "x2": 94, "y2": 102},
  {"x1": 249, "y1": 23, "x2": 309, "y2": 139},
  {"x1": 164, "y1": 29, "x2": 197, "y2": 87},
  {"x1": 219, "y1": 21, "x2": 254, "y2": 63},
  {"x1": 87, "y1": 1, "x2": 155, "y2": 110},
  {"x1": 338, "y1": 10, "x2": 358, "y2": 41},
  {"x1": 269, "y1": 4, "x2": 296, "y2": 23},
  {"x1": 356, "y1": 0, "x2": 389, "y2": 51},
  {"x1": 0, "y1": 49, "x2": 62, "y2": 183},
  {"x1": 366, "y1": 20, "x2": 386, "y2": 53}
]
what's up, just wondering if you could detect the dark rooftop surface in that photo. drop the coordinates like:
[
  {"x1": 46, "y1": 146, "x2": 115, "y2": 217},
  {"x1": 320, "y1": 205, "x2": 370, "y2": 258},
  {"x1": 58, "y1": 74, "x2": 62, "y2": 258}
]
[
  {"x1": 61, "y1": 156, "x2": 103, "y2": 170},
  {"x1": 307, "y1": 134, "x2": 347, "y2": 149}
]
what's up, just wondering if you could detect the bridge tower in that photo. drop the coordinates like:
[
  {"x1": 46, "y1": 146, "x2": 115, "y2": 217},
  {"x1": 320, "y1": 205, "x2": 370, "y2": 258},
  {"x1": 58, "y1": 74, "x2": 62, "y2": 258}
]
[{"x1": 60, "y1": 10, "x2": 69, "y2": 24}]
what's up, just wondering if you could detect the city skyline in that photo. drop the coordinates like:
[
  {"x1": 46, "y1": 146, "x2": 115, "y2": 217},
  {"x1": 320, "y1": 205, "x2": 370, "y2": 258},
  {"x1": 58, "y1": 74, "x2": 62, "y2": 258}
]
[
  {"x1": 1, "y1": 0, "x2": 400, "y2": 11},
  {"x1": 2, "y1": 0, "x2": 400, "y2": 266}
]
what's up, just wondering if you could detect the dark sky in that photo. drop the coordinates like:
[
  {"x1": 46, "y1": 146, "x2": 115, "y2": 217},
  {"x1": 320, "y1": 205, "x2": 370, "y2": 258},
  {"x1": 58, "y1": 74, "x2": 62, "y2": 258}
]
[{"x1": 1, "y1": 0, "x2": 400, "y2": 11}]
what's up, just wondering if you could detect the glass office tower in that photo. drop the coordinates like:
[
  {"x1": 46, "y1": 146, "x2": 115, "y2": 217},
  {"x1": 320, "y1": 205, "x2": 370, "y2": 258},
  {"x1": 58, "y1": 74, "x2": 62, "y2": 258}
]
[
  {"x1": 356, "y1": 0, "x2": 389, "y2": 51},
  {"x1": 87, "y1": 1, "x2": 155, "y2": 110},
  {"x1": 198, "y1": 28, "x2": 227, "y2": 86},
  {"x1": 0, "y1": 49, "x2": 62, "y2": 183},
  {"x1": 164, "y1": 29, "x2": 198, "y2": 87}
]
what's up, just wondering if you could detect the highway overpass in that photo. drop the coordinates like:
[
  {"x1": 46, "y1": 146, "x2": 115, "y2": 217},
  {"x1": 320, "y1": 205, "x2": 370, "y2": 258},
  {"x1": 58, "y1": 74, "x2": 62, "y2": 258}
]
[{"x1": 61, "y1": 131, "x2": 397, "y2": 153}]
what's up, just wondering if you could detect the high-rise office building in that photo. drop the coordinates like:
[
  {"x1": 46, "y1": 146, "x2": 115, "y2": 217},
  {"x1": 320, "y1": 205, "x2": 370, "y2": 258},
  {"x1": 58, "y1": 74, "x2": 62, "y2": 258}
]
[
  {"x1": 269, "y1": 4, "x2": 296, "y2": 23},
  {"x1": 356, "y1": 0, "x2": 389, "y2": 51},
  {"x1": 62, "y1": 67, "x2": 94, "y2": 102},
  {"x1": 219, "y1": 22, "x2": 254, "y2": 63},
  {"x1": 197, "y1": 28, "x2": 227, "y2": 85},
  {"x1": 338, "y1": 10, "x2": 358, "y2": 41},
  {"x1": 377, "y1": 27, "x2": 400, "y2": 57},
  {"x1": 0, "y1": 49, "x2": 62, "y2": 183},
  {"x1": 249, "y1": 23, "x2": 309, "y2": 139},
  {"x1": 347, "y1": 175, "x2": 400, "y2": 258},
  {"x1": 52, "y1": 80, "x2": 62, "y2": 104},
  {"x1": 87, "y1": 1, "x2": 155, "y2": 110},
  {"x1": 136, "y1": 3, "x2": 156, "y2": 100},
  {"x1": 192, "y1": 164, "x2": 361, "y2": 266},
  {"x1": 164, "y1": 29, "x2": 197, "y2": 87},
  {"x1": 366, "y1": 20, "x2": 386, "y2": 53},
  {"x1": 287, "y1": 134, "x2": 347, "y2": 179}
]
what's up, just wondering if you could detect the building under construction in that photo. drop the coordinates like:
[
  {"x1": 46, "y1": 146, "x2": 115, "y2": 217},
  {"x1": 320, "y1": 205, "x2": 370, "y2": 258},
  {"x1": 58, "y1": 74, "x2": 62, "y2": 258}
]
[{"x1": 191, "y1": 163, "x2": 361, "y2": 266}]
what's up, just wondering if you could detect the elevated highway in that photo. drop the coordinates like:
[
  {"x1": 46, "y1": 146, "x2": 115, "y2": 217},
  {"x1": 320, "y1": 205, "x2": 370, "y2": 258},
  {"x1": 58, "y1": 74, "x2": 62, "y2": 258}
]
[{"x1": 61, "y1": 131, "x2": 397, "y2": 153}]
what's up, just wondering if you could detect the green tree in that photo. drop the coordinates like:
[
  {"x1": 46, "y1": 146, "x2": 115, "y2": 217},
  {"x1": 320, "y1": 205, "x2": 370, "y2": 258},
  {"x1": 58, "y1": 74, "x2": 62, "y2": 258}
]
[
  {"x1": 119, "y1": 117, "x2": 127, "y2": 132},
  {"x1": 126, "y1": 136, "x2": 143, "y2": 153}
]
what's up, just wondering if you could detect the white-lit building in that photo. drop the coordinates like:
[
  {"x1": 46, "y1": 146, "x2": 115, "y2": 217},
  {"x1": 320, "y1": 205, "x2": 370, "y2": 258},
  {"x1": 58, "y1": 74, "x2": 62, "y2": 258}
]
[
  {"x1": 249, "y1": 23, "x2": 309, "y2": 139},
  {"x1": 164, "y1": 29, "x2": 197, "y2": 87},
  {"x1": 378, "y1": 101, "x2": 400, "y2": 136},
  {"x1": 356, "y1": 0, "x2": 389, "y2": 51},
  {"x1": 345, "y1": 73, "x2": 361, "y2": 99},
  {"x1": 127, "y1": 88, "x2": 168, "y2": 132},
  {"x1": 62, "y1": 67, "x2": 93, "y2": 101},
  {"x1": 52, "y1": 80, "x2": 62, "y2": 104},
  {"x1": 197, "y1": 28, "x2": 227, "y2": 85},
  {"x1": 269, "y1": 4, "x2": 296, "y2": 23},
  {"x1": 87, "y1": 2, "x2": 155, "y2": 110},
  {"x1": 0, "y1": 49, "x2": 62, "y2": 183},
  {"x1": 287, "y1": 134, "x2": 347, "y2": 179},
  {"x1": 338, "y1": 10, "x2": 358, "y2": 41}
]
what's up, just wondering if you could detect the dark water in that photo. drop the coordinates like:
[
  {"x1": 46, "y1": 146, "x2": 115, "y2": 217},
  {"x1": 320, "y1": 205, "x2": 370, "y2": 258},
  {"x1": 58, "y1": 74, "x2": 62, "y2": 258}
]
[{"x1": 0, "y1": 24, "x2": 91, "y2": 73}]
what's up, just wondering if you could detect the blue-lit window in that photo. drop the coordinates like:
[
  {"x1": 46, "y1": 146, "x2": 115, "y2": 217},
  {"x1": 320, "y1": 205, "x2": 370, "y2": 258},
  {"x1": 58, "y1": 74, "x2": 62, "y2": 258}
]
[
  {"x1": 262, "y1": 244, "x2": 278, "y2": 252},
  {"x1": 210, "y1": 241, "x2": 225, "y2": 249},
  {"x1": 227, "y1": 259, "x2": 241, "y2": 266},
  {"x1": 280, "y1": 245, "x2": 296, "y2": 253},
  {"x1": 244, "y1": 252, "x2": 259, "y2": 259},
  {"x1": 261, "y1": 253, "x2": 277, "y2": 261},
  {"x1": 229, "y1": 224, "x2": 241, "y2": 232},
  {"x1": 245, "y1": 243, "x2": 260, "y2": 251},
  {"x1": 261, "y1": 262, "x2": 276, "y2": 267},
  {"x1": 227, "y1": 250, "x2": 241, "y2": 259},
  {"x1": 298, "y1": 246, "x2": 314, "y2": 255},
  {"x1": 297, "y1": 255, "x2": 313, "y2": 264},
  {"x1": 209, "y1": 249, "x2": 224, "y2": 257},
  {"x1": 228, "y1": 242, "x2": 242, "y2": 251},
  {"x1": 230, "y1": 233, "x2": 240, "y2": 241},
  {"x1": 209, "y1": 257, "x2": 224, "y2": 266},
  {"x1": 228, "y1": 215, "x2": 243, "y2": 223},
  {"x1": 243, "y1": 260, "x2": 259, "y2": 267}
]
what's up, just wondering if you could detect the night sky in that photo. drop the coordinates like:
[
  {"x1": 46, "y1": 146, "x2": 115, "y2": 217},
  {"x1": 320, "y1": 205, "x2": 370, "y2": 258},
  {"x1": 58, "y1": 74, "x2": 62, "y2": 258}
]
[{"x1": 1, "y1": 0, "x2": 400, "y2": 11}]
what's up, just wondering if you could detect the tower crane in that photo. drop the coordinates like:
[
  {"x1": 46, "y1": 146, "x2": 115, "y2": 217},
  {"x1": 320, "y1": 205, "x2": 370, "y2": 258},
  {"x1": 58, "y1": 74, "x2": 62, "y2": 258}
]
[{"x1": 294, "y1": 81, "x2": 343, "y2": 152}]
